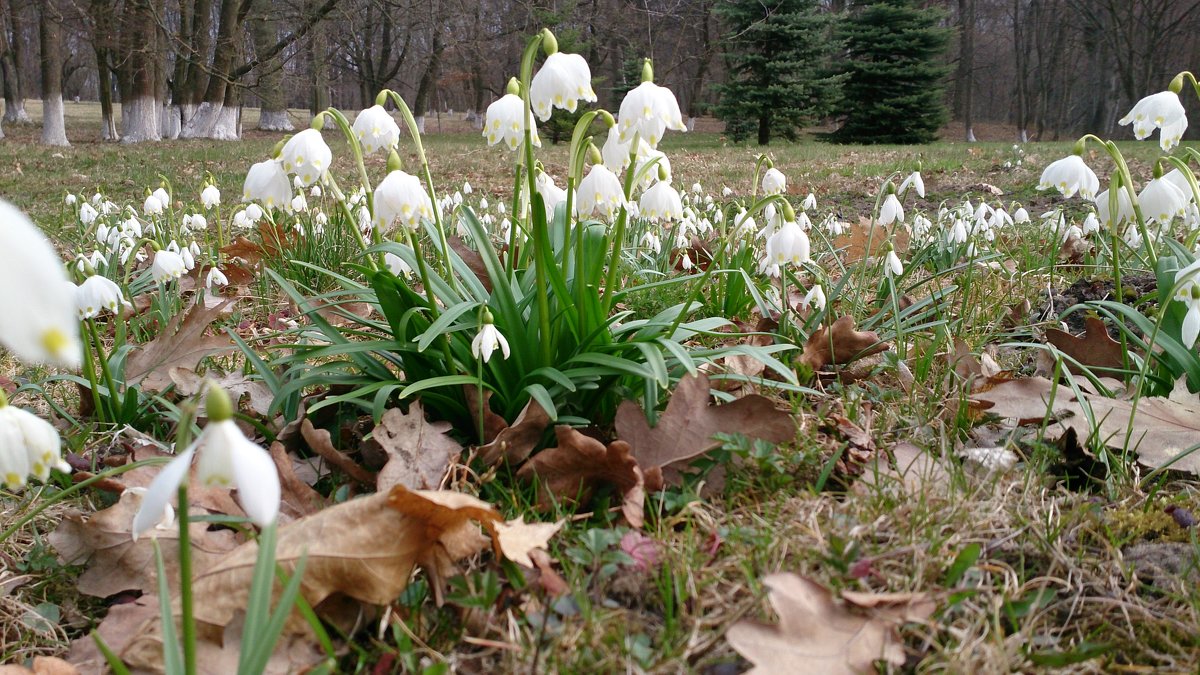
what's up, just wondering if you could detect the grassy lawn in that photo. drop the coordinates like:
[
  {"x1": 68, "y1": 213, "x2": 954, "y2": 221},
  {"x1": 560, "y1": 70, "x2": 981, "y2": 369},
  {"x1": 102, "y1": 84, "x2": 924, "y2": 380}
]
[{"x1": 1, "y1": 101, "x2": 1197, "y2": 673}]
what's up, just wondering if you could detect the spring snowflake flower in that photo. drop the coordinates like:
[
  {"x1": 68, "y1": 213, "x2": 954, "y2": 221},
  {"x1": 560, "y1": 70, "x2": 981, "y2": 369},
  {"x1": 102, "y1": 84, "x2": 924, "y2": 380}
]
[
  {"x1": 1094, "y1": 186, "x2": 1135, "y2": 228},
  {"x1": 133, "y1": 386, "x2": 280, "y2": 537},
  {"x1": 530, "y1": 51, "x2": 596, "y2": 121},
  {"x1": 353, "y1": 105, "x2": 401, "y2": 154},
  {"x1": 472, "y1": 317, "x2": 510, "y2": 364},
  {"x1": 1119, "y1": 91, "x2": 1187, "y2": 151},
  {"x1": 616, "y1": 81, "x2": 687, "y2": 147},
  {"x1": 1139, "y1": 176, "x2": 1189, "y2": 226},
  {"x1": 1038, "y1": 155, "x2": 1099, "y2": 199},
  {"x1": 384, "y1": 252, "x2": 413, "y2": 278},
  {"x1": 1172, "y1": 258, "x2": 1200, "y2": 348},
  {"x1": 243, "y1": 160, "x2": 292, "y2": 210},
  {"x1": 291, "y1": 193, "x2": 308, "y2": 213},
  {"x1": 761, "y1": 168, "x2": 786, "y2": 195},
  {"x1": 575, "y1": 164, "x2": 626, "y2": 220},
  {"x1": 75, "y1": 275, "x2": 127, "y2": 319},
  {"x1": 601, "y1": 127, "x2": 633, "y2": 173},
  {"x1": 766, "y1": 219, "x2": 811, "y2": 267},
  {"x1": 64, "y1": 193, "x2": 77, "y2": 206},
  {"x1": 899, "y1": 171, "x2": 925, "y2": 198},
  {"x1": 0, "y1": 398, "x2": 70, "y2": 490},
  {"x1": 374, "y1": 170, "x2": 434, "y2": 231},
  {"x1": 143, "y1": 194, "x2": 164, "y2": 216},
  {"x1": 151, "y1": 250, "x2": 186, "y2": 282},
  {"x1": 639, "y1": 181, "x2": 684, "y2": 222},
  {"x1": 483, "y1": 93, "x2": 542, "y2": 151},
  {"x1": 280, "y1": 128, "x2": 332, "y2": 186},
  {"x1": 200, "y1": 184, "x2": 221, "y2": 209},
  {"x1": 0, "y1": 199, "x2": 82, "y2": 369},
  {"x1": 879, "y1": 194, "x2": 905, "y2": 225},
  {"x1": 1013, "y1": 207, "x2": 1030, "y2": 223}
]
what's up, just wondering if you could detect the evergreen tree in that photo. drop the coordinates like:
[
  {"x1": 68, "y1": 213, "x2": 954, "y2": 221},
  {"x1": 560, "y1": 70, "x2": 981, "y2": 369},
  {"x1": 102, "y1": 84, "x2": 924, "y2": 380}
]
[
  {"x1": 715, "y1": 0, "x2": 841, "y2": 146},
  {"x1": 829, "y1": 0, "x2": 952, "y2": 144}
]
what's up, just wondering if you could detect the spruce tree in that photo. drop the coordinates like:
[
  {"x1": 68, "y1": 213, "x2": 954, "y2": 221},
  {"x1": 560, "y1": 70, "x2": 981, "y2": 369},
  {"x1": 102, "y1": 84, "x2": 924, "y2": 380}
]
[
  {"x1": 829, "y1": 0, "x2": 952, "y2": 144},
  {"x1": 715, "y1": 0, "x2": 840, "y2": 146}
]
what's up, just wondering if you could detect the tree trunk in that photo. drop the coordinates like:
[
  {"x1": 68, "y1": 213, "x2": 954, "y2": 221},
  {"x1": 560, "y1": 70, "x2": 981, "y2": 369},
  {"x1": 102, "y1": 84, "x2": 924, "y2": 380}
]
[
  {"x1": 252, "y1": 11, "x2": 292, "y2": 131},
  {"x1": 181, "y1": 0, "x2": 245, "y2": 139},
  {"x1": 1, "y1": 0, "x2": 30, "y2": 124},
  {"x1": 179, "y1": 0, "x2": 215, "y2": 124},
  {"x1": 412, "y1": 21, "x2": 442, "y2": 128},
  {"x1": 308, "y1": 4, "x2": 329, "y2": 114},
  {"x1": 757, "y1": 113, "x2": 770, "y2": 145},
  {"x1": 90, "y1": 0, "x2": 119, "y2": 140},
  {"x1": 118, "y1": 0, "x2": 161, "y2": 143},
  {"x1": 957, "y1": 0, "x2": 976, "y2": 141},
  {"x1": 1012, "y1": 0, "x2": 1029, "y2": 142},
  {"x1": 39, "y1": 0, "x2": 68, "y2": 145}
]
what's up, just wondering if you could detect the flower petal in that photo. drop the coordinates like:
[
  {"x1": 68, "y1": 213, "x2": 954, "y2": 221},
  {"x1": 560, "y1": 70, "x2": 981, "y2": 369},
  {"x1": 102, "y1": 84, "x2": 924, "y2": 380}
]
[{"x1": 132, "y1": 448, "x2": 194, "y2": 539}]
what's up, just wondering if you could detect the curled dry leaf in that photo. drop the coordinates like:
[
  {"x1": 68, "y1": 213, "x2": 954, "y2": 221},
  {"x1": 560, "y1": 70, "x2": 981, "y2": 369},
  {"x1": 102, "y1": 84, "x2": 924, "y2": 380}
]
[
  {"x1": 0, "y1": 657, "x2": 78, "y2": 675},
  {"x1": 492, "y1": 517, "x2": 564, "y2": 568},
  {"x1": 517, "y1": 426, "x2": 646, "y2": 527},
  {"x1": 476, "y1": 397, "x2": 552, "y2": 466},
  {"x1": 727, "y1": 573, "x2": 929, "y2": 675},
  {"x1": 169, "y1": 367, "x2": 274, "y2": 418},
  {"x1": 800, "y1": 316, "x2": 889, "y2": 372},
  {"x1": 372, "y1": 402, "x2": 461, "y2": 491},
  {"x1": 300, "y1": 418, "x2": 375, "y2": 486},
  {"x1": 614, "y1": 372, "x2": 794, "y2": 491},
  {"x1": 948, "y1": 338, "x2": 1002, "y2": 383},
  {"x1": 448, "y1": 235, "x2": 494, "y2": 292},
  {"x1": 268, "y1": 441, "x2": 325, "y2": 519},
  {"x1": 1044, "y1": 316, "x2": 1127, "y2": 375},
  {"x1": 125, "y1": 297, "x2": 238, "y2": 393}
]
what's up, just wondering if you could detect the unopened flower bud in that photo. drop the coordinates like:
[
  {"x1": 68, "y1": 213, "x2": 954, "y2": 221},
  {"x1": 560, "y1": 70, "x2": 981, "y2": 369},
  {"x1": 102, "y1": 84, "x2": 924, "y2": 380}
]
[
  {"x1": 541, "y1": 28, "x2": 558, "y2": 56},
  {"x1": 506, "y1": 77, "x2": 521, "y2": 97},
  {"x1": 310, "y1": 113, "x2": 326, "y2": 131},
  {"x1": 641, "y1": 59, "x2": 654, "y2": 84},
  {"x1": 205, "y1": 383, "x2": 234, "y2": 422}
]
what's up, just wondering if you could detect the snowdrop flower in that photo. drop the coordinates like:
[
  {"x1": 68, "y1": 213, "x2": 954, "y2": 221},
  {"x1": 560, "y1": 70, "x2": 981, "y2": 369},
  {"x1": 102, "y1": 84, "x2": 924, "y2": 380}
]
[
  {"x1": 734, "y1": 211, "x2": 758, "y2": 238},
  {"x1": 1139, "y1": 176, "x2": 1189, "y2": 226},
  {"x1": 802, "y1": 284, "x2": 827, "y2": 312},
  {"x1": 79, "y1": 203, "x2": 98, "y2": 225},
  {"x1": 680, "y1": 252, "x2": 695, "y2": 271},
  {"x1": 462, "y1": 182, "x2": 472, "y2": 195},
  {"x1": 879, "y1": 193, "x2": 904, "y2": 225},
  {"x1": 152, "y1": 187, "x2": 170, "y2": 207},
  {"x1": 1081, "y1": 212, "x2": 1101, "y2": 236},
  {"x1": 280, "y1": 128, "x2": 332, "y2": 186},
  {"x1": 530, "y1": 51, "x2": 597, "y2": 121},
  {"x1": 722, "y1": 186, "x2": 734, "y2": 198},
  {"x1": 1163, "y1": 169, "x2": 1196, "y2": 203},
  {"x1": 1038, "y1": 155, "x2": 1099, "y2": 199},
  {"x1": 133, "y1": 386, "x2": 280, "y2": 537},
  {"x1": 200, "y1": 184, "x2": 221, "y2": 209},
  {"x1": 1119, "y1": 90, "x2": 1187, "y2": 151},
  {"x1": 0, "y1": 199, "x2": 82, "y2": 369},
  {"x1": 641, "y1": 231, "x2": 662, "y2": 254},
  {"x1": 471, "y1": 312, "x2": 510, "y2": 363},
  {"x1": 761, "y1": 168, "x2": 786, "y2": 195},
  {"x1": 75, "y1": 276, "x2": 127, "y2": 319},
  {"x1": 180, "y1": 247, "x2": 196, "y2": 271},
  {"x1": 151, "y1": 250, "x2": 186, "y2": 282},
  {"x1": 632, "y1": 141, "x2": 671, "y2": 187},
  {"x1": 183, "y1": 213, "x2": 207, "y2": 230},
  {"x1": 616, "y1": 80, "x2": 687, "y2": 147},
  {"x1": 143, "y1": 194, "x2": 164, "y2": 217},
  {"x1": 205, "y1": 267, "x2": 228, "y2": 290},
  {"x1": 0, "y1": 398, "x2": 70, "y2": 490},
  {"x1": 384, "y1": 252, "x2": 413, "y2": 278},
  {"x1": 639, "y1": 181, "x2": 684, "y2": 222},
  {"x1": 90, "y1": 192, "x2": 104, "y2": 206},
  {"x1": 352, "y1": 105, "x2": 401, "y2": 154},
  {"x1": 766, "y1": 219, "x2": 811, "y2": 267},
  {"x1": 899, "y1": 171, "x2": 926, "y2": 198},
  {"x1": 245, "y1": 203, "x2": 264, "y2": 222},
  {"x1": 232, "y1": 210, "x2": 250, "y2": 229},
  {"x1": 692, "y1": 182, "x2": 703, "y2": 194},
  {"x1": 243, "y1": 160, "x2": 292, "y2": 211},
  {"x1": 802, "y1": 193, "x2": 817, "y2": 211},
  {"x1": 374, "y1": 170, "x2": 434, "y2": 231},
  {"x1": 885, "y1": 249, "x2": 904, "y2": 276},
  {"x1": 1123, "y1": 223, "x2": 1145, "y2": 249},
  {"x1": 948, "y1": 218, "x2": 968, "y2": 244},
  {"x1": 575, "y1": 164, "x2": 626, "y2": 220},
  {"x1": 484, "y1": 92, "x2": 541, "y2": 151}
]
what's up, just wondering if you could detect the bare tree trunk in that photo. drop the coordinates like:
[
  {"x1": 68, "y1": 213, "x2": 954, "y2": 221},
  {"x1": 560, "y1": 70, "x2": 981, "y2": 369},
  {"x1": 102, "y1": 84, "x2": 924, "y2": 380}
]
[
  {"x1": 412, "y1": 18, "x2": 442, "y2": 134},
  {"x1": 118, "y1": 0, "x2": 161, "y2": 143},
  {"x1": 2, "y1": 0, "x2": 30, "y2": 124},
  {"x1": 309, "y1": 15, "x2": 329, "y2": 114},
  {"x1": 181, "y1": 0, "x2": 246, "y2": 139},
  {"x1": 178, "y1": 0, "x2": 214, "y2": 127},
  {"x1": 39, "y1": 0, "x2": 68, "y2": 145},
  {"x1": 1012, "y1": 0, "x2": 1029, "y2": 142},
  {"x1": 252, "y1": 10, "x2": 293, "y2": 130},
  {"x1": 957, "y1": 0, "x2": 976, "y2": 141},
  {"x1": 90, "y1": 0, "x2": 118, "y2": 140}
]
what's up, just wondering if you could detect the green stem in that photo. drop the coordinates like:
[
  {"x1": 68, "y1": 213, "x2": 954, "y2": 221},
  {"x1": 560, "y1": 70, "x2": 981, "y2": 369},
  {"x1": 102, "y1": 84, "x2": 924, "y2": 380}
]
[
  {"x1": 178, "y1": 483, "x2": 196, "y2": 675},
  {"x1": 86, "y1": 319, "x2": 122, "y2": 419},
  {"x1": 79, "y1": 322, "x2": 109, "y2": 421},
  {"x1": 517, "y1": 34, "x2": 552, "y2": 365}
]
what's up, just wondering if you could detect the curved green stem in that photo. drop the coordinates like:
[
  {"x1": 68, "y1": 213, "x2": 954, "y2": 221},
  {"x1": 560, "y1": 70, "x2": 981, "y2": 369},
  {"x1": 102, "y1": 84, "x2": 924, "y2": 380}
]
[{"x1": 517, "y1": 33, "x2": 553, "y2": 364}]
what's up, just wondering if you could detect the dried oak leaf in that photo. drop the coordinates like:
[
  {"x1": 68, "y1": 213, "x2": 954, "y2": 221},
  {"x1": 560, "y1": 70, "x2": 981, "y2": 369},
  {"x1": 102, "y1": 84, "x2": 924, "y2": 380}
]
[
  {"x1": 268, "y1": 441, "x2": 325, "y2": 519},
  {"x1": 614, "y1": 372, "x2": 794, "y2": 491},
  {"x1": 1044, "y1": 316, "x2": 1127, "y2": 374},
  {"x1": 476, "y1": 397, "x2": 552, "y2": 465},
  {"x1": 517, "y1": 426, "x2": 646, "y2": 527},
  {"x1": 800, "y1": 316, "x2": 889, "y2": 372},
  {"x1": 372, "y1": 402, "x2": 462, "y2": 491},
  {"x1": 492, "y1": 516, "x2": 564, "y2": 568},
  {"x1": 125, "y1": 297, "x2": 238, "y2": 392},
  {"x1": 169, "y1": 367, "x2": 274, "y2": 417},
  {"x1": 464, "y1": 386, "x2": 509, "y2": 446},
  {"x1": 0, "y1": 657, "x2": 78, "y2": 675},
  {"x1": 854, "y1": 442, "x2": 951, "y2": 498},
  {"x1": 948, "y1": 338, "x2": 1002, "y2": 383},
  {"x1": 727, "y1": 573, "x2": 924, "y2": 675},
  {"x1": 49, "y1": 491, "x2": 239, "y2": 599},
  {"x1": 300, "y1": 418, "x2": 375, "y2": 486},
  {"x1": 448, "y1": 235, "x2": 493, "y2": 292}
]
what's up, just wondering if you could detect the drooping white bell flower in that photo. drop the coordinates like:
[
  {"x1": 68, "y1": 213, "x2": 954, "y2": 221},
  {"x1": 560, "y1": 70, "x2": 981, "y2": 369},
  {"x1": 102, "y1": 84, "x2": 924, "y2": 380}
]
[
  {"x1": 1013, "y1": 207, "x2": 1030, "y2": 223},
  {"x1": 1139, "y1": 176, "x2": 1189, "y2": 226},
  {"x1": 205, "y1": 267, "x2": 228, "y2": 289},
  {"x1": 575, "y1": 164, "x2": 627, "y2": 220},
  {"x1": 616, "y1": 80, "x2": 687, "y2": 147},
  {"x1": 151, "y1": 249, "x2": 186, "y2": 282},
  {"x1": 75, "y1": 275, "x2": 127, "y2": 319},
  {"x1": 1094, "y1": 187, "x2": 1135, "y2": 229},
  {"x1": 1119, "y1": 91, "x2": 1188, "y2": 152},
  {"x1": 1038, "y1": 155, "x2": 1099, "y2": 199},
  {"x1": 352, "y1": 105, "x2": 401, "y2": 154},
  {"x1": 1173, "y1": 258, "x2": 1200, "y2": 348},
  {"x1": 243, "y1": 160, "x2": 292, "y2": 211},
  {"x1": 143, "y1": 194, "x2": 164, "y2": 217},
  {"x1": 802, "y1": 193, "x2": 818, "y2": 211},
  {"x1": 200, "y1": 184, "x2": 221, "y2": 209},
  {"x1": 64, "y1": 193, "x2": 77, "y2": 206},
  {"x1": 899, "y1": 171, "x2": 926, "y2": 198},
  {"x1": 0, "y1": 399, "x2": 70, "y2": 490},
  {"x1": 0, "y1": 199, "x2": 82, "y2": 369},
  {"x1": 879, "y1": 194, "x2": 905, "y2": 225},
  {"x1": 639, "y1": 181, "x2": 684, "y2": 222},
  {"x1": 885, "y1": 249, "x2": 904, "y2": 277},
  {"x1": 530, "y1": 52, "x2": 597, "y2": 121},
  {"x1": 384, "y1": 252, "x2": 413, "y2": 278},
  {"x1": 761, "y1": 168, "x2": 786, "y2": 196},
  {"x1": 373, "y1": 170, "x2": 434, "y2": 231},
  {"x1": 133, "y1": 386, "x2": 280, "y2": 537},
  {"x1": 291, "y1": 193, "x2": 308, "y2": 213},
  {"x1": 801, "y1": 284, "x2": 827, "y2": 312},
  {"x1": 483, "y1": 93, "x2": 542, "y2": 151},
  {"x1": 1163, "y1": 169, "x2": 1196, "y2": 203},
  {"x1": 79, "y1": 203, "x2": 98, "y2": 225},
  {"x1": 280, "y1": 128, "x2": 332, "y2": 186},
  {"x1": 471, "y1": 312, "x2": 510, "y2": 364},
  {"x1": 601, "y1": 126, "x2": 633, "y2": 173},
  {"x1": 766, "y1": 219, "x2": 811, "y2": 267}
]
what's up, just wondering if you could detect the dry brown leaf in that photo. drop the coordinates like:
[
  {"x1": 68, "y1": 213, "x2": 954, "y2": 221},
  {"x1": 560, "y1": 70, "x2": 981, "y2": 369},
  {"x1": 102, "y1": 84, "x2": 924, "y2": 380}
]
[
  {"x1": 126, "y1": 297, "x2": 238, "y2": 392},
  {"x1": 169, "y1": 367, "x2": 274, "y2": 417},
  {"x1": 268, "y1": 441, "x2": 326, "y2": 519},
  {"x1": 463, "y1": 386, "x2": 509, "y2": 446},
  {"x1": 492, "y1": 517, "x2": 564, "y2": 567},
  {"x1": 800, "y1": 316, "x2": 890, "y2": 371},
  {"x1": 372, "y1": 402, "x2": 461, "y2": 491},
  {"x1": 528, "y1": 548, "x2": 570, "y2": 596},
  {"x1": 726, "y1": 573, "x2": 913, "y2": 675},
  {"x1": 476, "y1": 397, "x2": 552, "y2": 465},
  {"x1": 834, "y1": 218, "x2": 910, "y2": 262},
  {"x1": 448, "y1": 235, "x2": 493, "y2": 292},
  {"x1": 854, "y1": 442, "x2": 951, "y2": 497},
  {"x1": 968, "y1": 375, "x2": 1066, "y2": 424},
  {"x1": 0, "y1": 657, "x2": 78, "y2": 675},
  {"x1": 1044, "y1": 316, "x2": 1127, "y2": 374},
  {"x1": 517, "y1": 426, "x2": 646, "y2": 527},
  {"x1": 66, "y1": 596, "x2": 158, "y2": 673},
  {"x1": 49, "y1": 491, "x2": 239, "y2": 599},
  {"x1": 614, "y1": 372, "x2": 795, "y2": 491},
  {"x1": 300, "y1": 419, "x2": 375, "y2": 486}
]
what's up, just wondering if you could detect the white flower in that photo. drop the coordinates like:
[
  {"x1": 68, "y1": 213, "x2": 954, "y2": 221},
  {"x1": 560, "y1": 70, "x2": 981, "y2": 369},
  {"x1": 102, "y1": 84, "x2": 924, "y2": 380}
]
[
  {"x1": 879, "y1": 194, "x2": 905, "y2": 225},
  {"x1": 480, "y1": 197, "x2": 489, "y2": 211},
  {"x1": 291, "y1": 193, "x2": 308, "y2": 213},
  {"x1": 1119, "y1": 91, "x2": 1188, "y2": 151},
  {"x1": 722, "y1": 186, "x2": 734, "y2": 197},
  {"x1": 79, "y1": 203, "x2": 98, "y2": 225},
  {"x1": 280, "y1": 128, "x2": 332, "y2": 186},
  {"x1": 0, "y1": 199, "x2": 82, "y2": 369},
  {"x1": 601, "y1": 126, "x2": 633, "y2": 173},
  {"x1": 243, "y1": 160, "x2": 292, "y2": 210},
  {"x1": 374, "y1": 170, "x2": 434, "y2": 231},
  {"x1": 75, "y1": 276, "x2": 127, "y2": 318},
  {"x1": 766, "y1": 219, "x2": 810, "y2": 267},
  {"x1": 462, "y1": 181, "x2": 473, "y2": 195},
  {"x1": 471, "y1": 322, "x2": 510, "y2": 363},
  {"x1": 0, "y1": 403, "x2": 69, "y2": 489},
  {"x1": 692, "y1": 182, "x2": 703, "y2": 194},
  {"x1": 534, "y1": 171, "x2": 567, "y2": 215},
  {"x1": 151, "y1": 250, "x2": 186, "y2": 282},
  {"x1": 530, "y1": 52, "x2": 597, "y2": 121},
  {"x1": 899, "y1": 171, "x2": 925, "y2": 198},
  {"x1": 1013, "y1": 207, "x2": 1030, "y2": 223},
  {"x1": 352, "y1": 105, "x2": 401, "y2": 154},
  {"x1": 802, "y1": 284, "x2": 827, "y2": 312},
  {"x1": 132, "y1": 418, "x2": 280, "y2": 537},
  {"x1": 616, "y1": 81, "x2": 686, "y2": 147},
  {"x1": 1175, "y1": 258, "x2": 1200, "y2": 348},
  {"x1": 205, "y1": 267, "x2": 228, "y2": 289},
  {"x1": 641, "y1": 231, "x2": 662, "y2": 254},
  {"x1": 245, "y1": 203, "x2": 264, "y2": 222},
  {"x1": 639, "y1": 181, "x2": 683, "y2": 222},
  {"x1": 1139, "y1": 176, "x2": 1189, "y2": 226},
  {"x1": 802, "y1": 193, "x2": 817, "y2": 211},
  {"x1": 1094, "y1": 187, "x2": 1135, "y2": 229},
  {"x1": 886, "y1": 249, "x2": 904, "y2": 276},
  {"x1": 761, "y1": 168, "x2": 786, "y2": 195},
  {"x1": 1038, "y1": 155, "x2": 1099, "y2": 199},
  {"x1": 64, "y1": 193, "x2": 77, "y2": 206},
  {"x1": 384, "y1": 252, "x2": 412, "y2": 278},
  {"x1": 143, "y1": 194, "x2": 164, "y2": 216},
  {"x1": 200, "y1": 184, "x2": 221, "y2": 209},
  {"x1": 575, "y1": 164, "x2": 626, "y2": 220}
]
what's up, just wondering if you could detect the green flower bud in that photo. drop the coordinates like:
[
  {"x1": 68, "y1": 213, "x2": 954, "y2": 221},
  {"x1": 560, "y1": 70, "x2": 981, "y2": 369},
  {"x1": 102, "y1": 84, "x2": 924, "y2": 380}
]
[
  {"x1": 271, "y1": 139, "x2": 287, "y2": 159},
  {"x1": 588, "y1": 143, "x2": 603, "y2": 166},
  {"x1": 641, "y1": 59, "x2": 654, "y2": 83},
  {"x1": 1170, "y1": 73, "x2": 1185, "y2": 95},
  {"x1": 541, "y1": 29, "x2": 558, "y2": 56},
  {"x1": 781, "y1": 200, "x2": 796, "y2": 222},
  {"x1": 310, "y1": 113, "x2": 326, "y2": 131},
  {"x1": 598, "y1": 110, "x2": 616, "y2": 128},
  {"x1": 375, "y1": 90, "x2": 389, "y2": 107},
  {"x1": 506, "y1": 77, "x2": 521, "y2": 97},
  {"x1": 387, "y1": 150, "x2": 404, "y2": 173},
  {"x1": 205, "y1": 383, "x2": 234, "y2": 422},
  {"x1": 1071, "y1": 138, "x2": 1086, "y2": 156}
]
